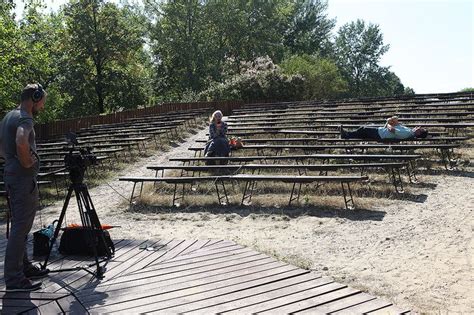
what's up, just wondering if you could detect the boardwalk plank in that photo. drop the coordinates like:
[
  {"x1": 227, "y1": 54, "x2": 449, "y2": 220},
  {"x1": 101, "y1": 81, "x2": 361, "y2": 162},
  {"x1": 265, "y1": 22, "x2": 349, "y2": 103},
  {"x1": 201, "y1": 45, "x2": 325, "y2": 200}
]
[
  {"x1": 55, "y1": 293, "x2": 89, "y2": 313},
  {"x1": 177, "y1": 239, "x2": 212, "y2": 256},
  {"x1": 296, "y1": 292, "x2": 376, "y2": 314},
  {"x1": 329, "y1": 297, "x2": 393, "y2": 314},
  {"x1": 40, "y1": 238, "x2": 136, "y2": 291},
  {"x1": 99, "y1": 238, "x2": 168, "y2": 279},
  {"x1": 79, "y1": 254, "x2": 278, "y2": 300},
  {"x1": 368, "y1": 305, "x2": 412, "y2": 314},
  {"x1": 132, "y1": 239, "x2": 186, "y2": 269},
  {"x1": 117, "y1": 248, "x2": 258, "y2": 284},
  {"x1": 0, "y1": 291, "x2": 69, "y2": 312},
  {"x1": 50, "y1": 239, "x2": 146, "y2": 293},
  {"x1": 185, "y1": 275, "x2": 332, "y2": 314},
  {"x1": 123, "y1": 239, "x2": 176, "y2": 274},
  {"x1": 93, "y1": 266, "x2": 307, "y2": 313},
  {"x1": 146, "y1": 239, "x2": 206, "y2": 266},
  {"x1": 223, "y1": 282, "x2": 344, "y2": 314},
  {"x1": 0, "y1": 237, "x2": 408, "y2": 313},
  {"x1": 256, "y1": 286, "x2": 359, "y2": 314},
  {"x1": 81, "y1": 260, "x2": 288, "y2": 307}
]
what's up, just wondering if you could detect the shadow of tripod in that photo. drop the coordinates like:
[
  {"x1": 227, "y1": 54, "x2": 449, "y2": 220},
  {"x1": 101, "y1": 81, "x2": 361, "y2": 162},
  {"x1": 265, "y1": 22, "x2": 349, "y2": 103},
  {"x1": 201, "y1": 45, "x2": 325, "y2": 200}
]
[{"x1": 40, "y1": 144, "x2": 113, "y2": 279}]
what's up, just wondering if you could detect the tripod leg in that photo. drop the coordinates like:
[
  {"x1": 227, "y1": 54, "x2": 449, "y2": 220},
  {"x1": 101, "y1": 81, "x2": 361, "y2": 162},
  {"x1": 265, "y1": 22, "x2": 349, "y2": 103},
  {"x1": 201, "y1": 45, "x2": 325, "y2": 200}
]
[
  {"x1": 42, "y1": 185, "x2": 74, "y2": 270},
  {"x1": 75, "y1": 185, "x2": 109, "y2": 278}
]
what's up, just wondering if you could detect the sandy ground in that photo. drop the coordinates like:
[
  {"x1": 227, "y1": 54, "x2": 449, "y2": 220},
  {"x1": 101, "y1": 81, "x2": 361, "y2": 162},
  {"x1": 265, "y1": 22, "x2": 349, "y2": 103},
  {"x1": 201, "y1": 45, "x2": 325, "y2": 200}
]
[{"x1": 1, "y1": 125, "x2": 472, "y2": 313}]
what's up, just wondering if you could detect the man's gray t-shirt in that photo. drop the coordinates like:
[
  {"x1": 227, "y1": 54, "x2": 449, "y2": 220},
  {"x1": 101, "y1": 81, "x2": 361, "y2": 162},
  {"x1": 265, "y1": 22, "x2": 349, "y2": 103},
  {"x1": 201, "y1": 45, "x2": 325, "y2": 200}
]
[{"x1": 0, "y1": 108, "x2": 39, "y2": 177}]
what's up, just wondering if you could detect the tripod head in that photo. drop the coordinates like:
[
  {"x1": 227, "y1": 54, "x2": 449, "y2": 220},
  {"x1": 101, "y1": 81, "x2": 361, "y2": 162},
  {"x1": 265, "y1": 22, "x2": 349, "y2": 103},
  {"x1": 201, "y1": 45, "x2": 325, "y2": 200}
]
[{"x1": 64, "y1": 132, "x2": 97, "y2": 184}]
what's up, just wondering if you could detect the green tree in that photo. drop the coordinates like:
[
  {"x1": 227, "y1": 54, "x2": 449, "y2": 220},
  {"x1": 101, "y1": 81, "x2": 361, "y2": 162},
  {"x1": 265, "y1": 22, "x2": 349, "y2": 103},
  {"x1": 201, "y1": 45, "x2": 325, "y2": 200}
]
[
  {"x1": 281, "y1": 54, "x2": 347, "y2": 100},
  {"x1": 0, "y1": 1, "x2": 24, "y2": 112},
  {"x1": 335, "y1": 19, "x2": 389, "y2": 97},
  {"x1": 147, "y1": 0, "x2": 336, "y2": 101},
  {"x1": 62, "y1": 0, "x2": 149, "y2": 115},
  {"x1": 283, "y1": 0, "x2": 335, "y2": 57},
  {"x1": 18, "y1": 1, "x2": 71, "y2": 122},
  {"x1": 147, "y1": 0, "x2": 207, "y2": 100}
]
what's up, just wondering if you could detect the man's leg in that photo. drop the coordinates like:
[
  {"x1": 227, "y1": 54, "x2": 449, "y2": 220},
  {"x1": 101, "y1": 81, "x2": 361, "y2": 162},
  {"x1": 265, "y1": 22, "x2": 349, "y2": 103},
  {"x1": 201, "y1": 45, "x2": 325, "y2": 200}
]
[
  {"x1": 344, "y1": 126, "x2": 380, "y2": 139},
  {"x1": 4, "y1": 176, "x2": 39, "y2": 287}
]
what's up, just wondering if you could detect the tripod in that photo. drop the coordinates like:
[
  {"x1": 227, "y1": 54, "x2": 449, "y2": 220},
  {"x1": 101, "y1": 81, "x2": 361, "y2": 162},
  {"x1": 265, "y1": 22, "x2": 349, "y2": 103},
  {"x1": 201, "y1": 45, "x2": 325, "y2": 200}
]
[{"x1": 41, "y1": 168, "x2": 113, "y2": 279}]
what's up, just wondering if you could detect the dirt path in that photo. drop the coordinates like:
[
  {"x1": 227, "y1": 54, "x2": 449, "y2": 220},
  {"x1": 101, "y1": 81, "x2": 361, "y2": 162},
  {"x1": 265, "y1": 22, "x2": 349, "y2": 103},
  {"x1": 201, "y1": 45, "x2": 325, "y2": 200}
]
[{"x1": 1, "y1": 125, "x2": 472, "y2": 313}]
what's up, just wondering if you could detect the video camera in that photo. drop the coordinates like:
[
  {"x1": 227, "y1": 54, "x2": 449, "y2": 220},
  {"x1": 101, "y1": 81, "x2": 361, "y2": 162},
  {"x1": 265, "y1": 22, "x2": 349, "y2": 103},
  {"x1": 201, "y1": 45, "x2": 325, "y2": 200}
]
[{"x1": 64, "y1": 132, "x2": 97, "y2": 184}]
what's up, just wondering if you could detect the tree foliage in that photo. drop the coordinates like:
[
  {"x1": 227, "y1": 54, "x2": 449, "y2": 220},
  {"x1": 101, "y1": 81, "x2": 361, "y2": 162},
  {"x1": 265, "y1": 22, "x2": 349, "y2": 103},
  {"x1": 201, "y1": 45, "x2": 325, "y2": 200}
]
[
  {"x1": 0, "y1": 0, "x2": 417, "y2": 122},
  {"x1": 61, "y1": 0, "x2": 150, "y2": 115},
  {"x1": 146, "y1": 0, "x2": 335, "y2": 101},
  {"x1": 335, "y1": 19, "x2": 390, "y2": 97},
  {"x1": 281, "y1": 54, "x2": 347, "y2": 100},
  {"x1": 199, "y1": 56, "x2": 304, "y2": 102}
]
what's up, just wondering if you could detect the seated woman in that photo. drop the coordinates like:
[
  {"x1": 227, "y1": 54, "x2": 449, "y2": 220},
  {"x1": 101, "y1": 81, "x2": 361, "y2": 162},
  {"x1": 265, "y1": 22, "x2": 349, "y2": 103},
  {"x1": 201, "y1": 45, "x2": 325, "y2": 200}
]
[
  {"x1": 340, "y1": 116, "x2": 428, "y2": 140},
  {"x1": 204, "y1": 110, "x2": 230, "y2": 162}
]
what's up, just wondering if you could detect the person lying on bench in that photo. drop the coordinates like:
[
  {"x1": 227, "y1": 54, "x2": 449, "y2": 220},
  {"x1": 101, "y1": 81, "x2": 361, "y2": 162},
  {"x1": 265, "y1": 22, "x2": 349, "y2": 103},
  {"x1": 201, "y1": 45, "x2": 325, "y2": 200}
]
[
  {"x1": 204, "y1": 110, "x2": 230, "y2": 162},
  {"x1": 340, "y1": 116, "x2": 429, "y2": 140}
]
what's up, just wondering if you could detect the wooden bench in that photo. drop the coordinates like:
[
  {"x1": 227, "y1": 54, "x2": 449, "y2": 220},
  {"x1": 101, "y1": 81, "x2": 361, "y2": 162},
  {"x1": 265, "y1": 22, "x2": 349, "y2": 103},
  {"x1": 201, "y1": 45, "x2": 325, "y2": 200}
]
[
  {"x1": 223, "y1": 129, "x2": 449, "y2": 138},
  {"x1": 226, "y1": 111, "x2": 474, "y2": 122},
  {"x1": 196, "y1": 136, "x2": 469, "y2": 144},
  {"x1": 190, "y1": 143, "x2": 459, "y2": 169},
  {"x1": 169, "y1": 153, "x2": 421, "y2": 184},
  {"x1": 119, "y1": 174, "x2": 368, "y2": 210},
  {"x1": 147, "y1": 162, "x2": 408, "y2": 193}
]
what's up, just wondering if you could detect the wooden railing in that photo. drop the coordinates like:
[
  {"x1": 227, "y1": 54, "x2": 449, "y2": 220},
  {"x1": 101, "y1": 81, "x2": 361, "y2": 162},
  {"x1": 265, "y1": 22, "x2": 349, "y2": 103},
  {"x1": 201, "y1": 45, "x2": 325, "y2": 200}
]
[{"x1": 35, "y1": 100, "x2": 244, "y2": 139}]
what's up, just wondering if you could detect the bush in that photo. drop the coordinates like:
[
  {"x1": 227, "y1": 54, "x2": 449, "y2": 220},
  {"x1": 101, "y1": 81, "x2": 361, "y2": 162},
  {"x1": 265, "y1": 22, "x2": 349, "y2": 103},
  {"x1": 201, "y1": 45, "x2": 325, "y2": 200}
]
[
  {"x1": 280, "y1": 54, "x2": 348, "y2": 100},
  {"x1": 199, "y1": 56, "x2": 304, "y2": 102}
]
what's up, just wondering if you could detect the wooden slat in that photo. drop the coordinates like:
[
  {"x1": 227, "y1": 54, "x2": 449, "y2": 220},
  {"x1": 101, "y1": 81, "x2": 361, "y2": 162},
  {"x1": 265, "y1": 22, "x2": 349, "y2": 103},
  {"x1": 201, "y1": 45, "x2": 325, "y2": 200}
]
[
  {"x1": 79, "y1": 251, "x2": 274, "y2": 296},
  {"x1": 0, "y1": 237, "x2": 409, "y2": 313},
  {"x1": 296, "y1": 292, "x2": 377, "y2": 314},
  {"x1": 44, "y1": 239, "x2": 145, "y2": 293},
  {"x1": 256, "y1": 286, "x2": 360, "y2": 314},
  {"x1": 331, "y1": 297, "x2": 394, "y2": 314},
  {"x1": 184, "y1": 275, "x2": 332, "y2": 314},
  {"x1": 37, "y1": 238, "x2": 137, "y2": 289},
  {"x1": 92, "y1": 266, "x2": 307, "y2": 313},
  {"x1": 82, "y1": 259, "x2": 289, "y2": 307}
]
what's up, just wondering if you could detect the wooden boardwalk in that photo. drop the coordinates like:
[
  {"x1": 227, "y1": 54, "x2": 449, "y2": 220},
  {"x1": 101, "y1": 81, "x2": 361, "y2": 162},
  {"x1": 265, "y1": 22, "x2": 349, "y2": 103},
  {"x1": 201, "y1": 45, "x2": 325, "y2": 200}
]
[{"x1": 0, "y1": 238, "x2": 410, "y2": 314}]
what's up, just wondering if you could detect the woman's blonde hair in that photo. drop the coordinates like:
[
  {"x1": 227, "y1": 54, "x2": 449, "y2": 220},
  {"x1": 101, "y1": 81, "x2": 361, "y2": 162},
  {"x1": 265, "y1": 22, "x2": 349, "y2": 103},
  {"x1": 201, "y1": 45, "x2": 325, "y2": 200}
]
[{"x1": 210, "y1": 110, "x2": 223, "y2": 123}]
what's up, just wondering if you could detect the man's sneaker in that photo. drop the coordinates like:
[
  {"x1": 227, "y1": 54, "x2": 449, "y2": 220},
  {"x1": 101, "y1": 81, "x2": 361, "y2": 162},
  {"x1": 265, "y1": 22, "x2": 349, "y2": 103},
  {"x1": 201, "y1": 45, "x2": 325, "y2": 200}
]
[
  {"x1": 6, "y1": 278, "x2": 42, "y2": 292},
  {"x1": 24, "y1": 264, "x2": 50, "y2": 280}
]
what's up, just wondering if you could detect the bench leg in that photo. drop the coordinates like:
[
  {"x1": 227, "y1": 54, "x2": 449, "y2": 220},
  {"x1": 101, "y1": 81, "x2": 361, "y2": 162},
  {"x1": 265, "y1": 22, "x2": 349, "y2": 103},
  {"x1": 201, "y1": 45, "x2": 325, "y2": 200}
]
[
  {"x1": 241, "y1": 180, "x2": 256, "y2": 206},
  {"x1": 439, "y1": 148, "x2": 456, "y2": 170},
  {"x1": 298, "y1": 167, "x2": 307, "y2": 176},
  {"x1": 130, "y1": 182, "x2": 137, "y2": 205},
  {"x1": 172, "y1": 183, "x2": 186, "y2": 207},
  {"x1": 289, "y1": 182, "x2": 302, "y2": 205},
  {"x1": 389, "y1": 167, "x2": 404, "y2": 193},
  {"x1": 341, "y1": 182, "x2": 355, "y2": 210},
  {"x1": 406, "y1": 160, "x2": 419, "y2": 183},
  {"x1": 215, "y1": 180, "x2": 229, "y2": 205},
  {"x1": 139, "y1": 182, "x2": 144, "y2": 197}
]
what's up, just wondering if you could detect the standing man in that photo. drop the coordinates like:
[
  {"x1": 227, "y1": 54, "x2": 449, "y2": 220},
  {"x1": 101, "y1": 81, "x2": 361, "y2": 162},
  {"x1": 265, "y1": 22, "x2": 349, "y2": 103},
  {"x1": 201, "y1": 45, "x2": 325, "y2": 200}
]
[{"x1": 0, "y1": 83, "x2": 49, "y2": 292}]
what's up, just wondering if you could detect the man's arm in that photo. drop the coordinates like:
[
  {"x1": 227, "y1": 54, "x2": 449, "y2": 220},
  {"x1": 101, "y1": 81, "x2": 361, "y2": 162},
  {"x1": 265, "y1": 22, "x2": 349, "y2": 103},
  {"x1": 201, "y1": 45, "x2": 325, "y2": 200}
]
[
  {"x1": 0, "y1": 121, "x2": 4, "y2": 158},
  {"x1": 16, "y1": 124, "x2": 37, "y2": 168},
  {"x1": 386, "y1": 123, "x2": 396, "y2": 133}
]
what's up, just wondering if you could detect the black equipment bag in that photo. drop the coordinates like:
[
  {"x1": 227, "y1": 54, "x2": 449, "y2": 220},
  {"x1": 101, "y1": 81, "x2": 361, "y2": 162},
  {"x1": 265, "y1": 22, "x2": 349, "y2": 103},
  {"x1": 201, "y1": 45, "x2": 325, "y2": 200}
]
[
  {"x1": 59, "y1": 227, "x2": 115, "y2": 257},
  {"x1": 33, "y1": 232, "x2": 50, "y2": 256},
  {"x1": 33, "y1": 220, "x2": 58, "y2": 256}
]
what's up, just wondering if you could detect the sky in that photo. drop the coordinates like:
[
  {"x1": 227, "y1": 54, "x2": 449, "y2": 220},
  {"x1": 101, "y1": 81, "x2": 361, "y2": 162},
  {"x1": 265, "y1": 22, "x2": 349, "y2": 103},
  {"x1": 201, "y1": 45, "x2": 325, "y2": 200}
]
[
  {"x1": 13, "y1": 0, "x2": 474, "y2": 94},
  {"x1": 327, "y1": 0, "x2": 473, "y2": 93}
]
